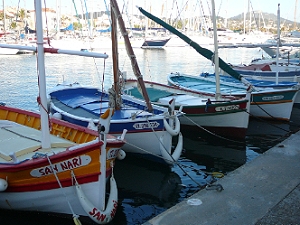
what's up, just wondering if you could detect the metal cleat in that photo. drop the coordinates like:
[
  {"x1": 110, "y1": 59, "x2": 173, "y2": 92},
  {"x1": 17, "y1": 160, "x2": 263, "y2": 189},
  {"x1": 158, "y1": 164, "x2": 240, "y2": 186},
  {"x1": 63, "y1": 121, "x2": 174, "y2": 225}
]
[{"x1": 205, "y1": 184, "x2": 224, "y2": 192}]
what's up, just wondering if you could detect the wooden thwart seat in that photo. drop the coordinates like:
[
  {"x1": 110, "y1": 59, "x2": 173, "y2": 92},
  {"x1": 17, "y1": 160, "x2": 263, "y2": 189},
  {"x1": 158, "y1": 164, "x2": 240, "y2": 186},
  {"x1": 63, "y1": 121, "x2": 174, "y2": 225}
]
[{"x1": 0, "y1": 120, "x2": 74, "y2": 162}]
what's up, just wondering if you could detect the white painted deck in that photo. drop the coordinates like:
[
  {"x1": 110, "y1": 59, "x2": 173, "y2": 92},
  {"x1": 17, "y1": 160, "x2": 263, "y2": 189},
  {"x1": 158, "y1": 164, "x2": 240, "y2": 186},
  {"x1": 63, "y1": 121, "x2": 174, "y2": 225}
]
[{"x1": 0, "y1": 120, "x2": 74, "y2": 163}]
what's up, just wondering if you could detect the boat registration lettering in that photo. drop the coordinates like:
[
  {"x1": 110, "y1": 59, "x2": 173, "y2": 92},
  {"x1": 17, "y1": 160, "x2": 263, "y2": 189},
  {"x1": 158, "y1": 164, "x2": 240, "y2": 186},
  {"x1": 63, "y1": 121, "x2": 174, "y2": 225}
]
[
  {"x1": 262, "y1": 95, "x2": 284, "y2": 101},
  {"x1": 30, "y1": 155, "x2": 91, "y2": 177},
  {"x1": 107, "y1": 148, "x2": 119, "y2": 159},
  {"x1": 133, "y1": 121, "x2": 160, "y2": 129},
  {"x1": 215, "y1": 105, "x2": 240, "y2": 112}
]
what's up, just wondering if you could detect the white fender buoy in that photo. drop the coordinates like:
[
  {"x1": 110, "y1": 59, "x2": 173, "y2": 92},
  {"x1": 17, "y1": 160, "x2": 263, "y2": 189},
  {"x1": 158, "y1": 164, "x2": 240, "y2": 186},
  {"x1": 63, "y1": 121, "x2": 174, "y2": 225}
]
[
  {"x1": 52, "y1": 112, "x2": 62, "y2": 120},
  {"x1": 160, "y1": 132, "x2": 183, "y2": 164},
  {"x1": 76, "y1": 176, "x2": 118, "y2": 224},
  {"x1": 99, "y1": 108, "x2": 114, "y2": 134},
  {"x1": 117, "y1": 149, "x2": 126, "y2": 160},
  {"x1": 0, "y1": 178, "x2": 8, "y2": 191},
  {"x1": 87, "y1": 119, "x2": 97, "y2": 131},
  {"x1": 163, "y1": 116, "x2": 180, "y2": 136}
]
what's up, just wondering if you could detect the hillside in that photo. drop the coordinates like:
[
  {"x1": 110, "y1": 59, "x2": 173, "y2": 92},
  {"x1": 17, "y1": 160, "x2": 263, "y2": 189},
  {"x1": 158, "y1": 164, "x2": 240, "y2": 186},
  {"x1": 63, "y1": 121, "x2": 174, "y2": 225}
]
[{"x1": 229, "y1": 12, "x2": 299, "y2": 28}]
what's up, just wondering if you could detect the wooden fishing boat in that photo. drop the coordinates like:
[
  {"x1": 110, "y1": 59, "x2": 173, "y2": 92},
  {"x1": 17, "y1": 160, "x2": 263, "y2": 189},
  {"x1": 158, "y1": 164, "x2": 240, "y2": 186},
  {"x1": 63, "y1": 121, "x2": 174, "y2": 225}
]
[
  {"x1": 230, "y1": 62, "x2": 300, "y2": 83},
  {"x1": 123, "y1": 79, "x2": 250, "y2": 139},
  {"x1": 168, "y1": 72, "x2": 299, "y2": 121},
  {"x1": 137, "y1": 5, "x2": 299, "y2": 122},
  {"x1": 48, "y1": 0, "x2": 183, "y2": 164},
  {"x1": 199, "y1": 73, "x2": 300, "y2": 106},
  {"x1": 0, "y1": 105, "x2": 125, "y2": 224},
  {"x1": 0, "y1": 1, "x2": 126, "y2": 224}
]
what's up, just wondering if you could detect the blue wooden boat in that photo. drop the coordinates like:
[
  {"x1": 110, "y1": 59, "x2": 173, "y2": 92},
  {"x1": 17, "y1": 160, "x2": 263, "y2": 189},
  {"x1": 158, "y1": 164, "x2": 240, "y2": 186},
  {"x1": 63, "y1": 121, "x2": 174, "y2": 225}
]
[
  {"x1": 49, "y1": 0, "x2": 183, "y2": 164},
  {"x1": 168, "y1": 72, "x2": 299, "y2": 121},
  {"x1": 141, "y1": 37, "x2": 171, "y2": 49},
  {"x1": 137, "y1": 6, "x2": 299, "y2": 121},
  {"x1": 230, "y1": 63, "x2": 300, "y2": 83},
  {"x1": 199, "y1": 73, "x2": 300, "y2": 105}
]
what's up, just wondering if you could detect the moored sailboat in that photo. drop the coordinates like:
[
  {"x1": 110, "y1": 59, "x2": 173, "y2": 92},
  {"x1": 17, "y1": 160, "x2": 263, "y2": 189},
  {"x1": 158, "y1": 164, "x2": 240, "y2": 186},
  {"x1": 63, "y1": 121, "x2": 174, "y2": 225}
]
[
  {"x1": 48, "y1": 0, "x2": 183, "y2": 164},
  {"x1": 126, "y1": 2, "x2": 251, "y2": 139},
  {"x1": 137, "y1": 3, "x2": 299, "y2": 122},
  {"x1": 0, "y1": 1, "x2": 126, "y2": 224},
  {"x1": 123, "y1": 79, "x2": 250, "y2": 139}
]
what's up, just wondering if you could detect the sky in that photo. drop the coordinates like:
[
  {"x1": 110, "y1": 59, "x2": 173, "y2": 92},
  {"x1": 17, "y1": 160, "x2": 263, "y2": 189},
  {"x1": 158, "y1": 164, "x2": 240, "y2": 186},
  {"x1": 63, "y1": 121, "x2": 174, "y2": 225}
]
[{"x1": 4, "y1": 0, "x2": 300, "y2": 22}]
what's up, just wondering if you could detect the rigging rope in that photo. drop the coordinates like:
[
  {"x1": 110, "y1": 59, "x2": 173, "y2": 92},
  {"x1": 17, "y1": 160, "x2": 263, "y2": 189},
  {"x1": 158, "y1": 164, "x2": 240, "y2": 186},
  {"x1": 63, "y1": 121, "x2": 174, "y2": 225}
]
[
  {"x1": 42, "y1": 0, "x2": 51, "y2": 47},
  {"x1": 46, "y1": 155, "x2": 82, "y2": 225}
]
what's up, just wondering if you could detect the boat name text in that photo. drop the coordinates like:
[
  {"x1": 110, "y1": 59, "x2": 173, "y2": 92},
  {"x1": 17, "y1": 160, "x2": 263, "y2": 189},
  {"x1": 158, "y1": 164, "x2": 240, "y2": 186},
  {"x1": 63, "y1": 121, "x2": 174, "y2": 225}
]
[
  {"x1": 30, "y1": 155, "x2": 91, "y2": 177},
  {"x1": 89, "y1": 200, "x2": 118, "y2": 222},
  {"x1": 262, "y1": 95, "x2": 284, "y2": 101},
  {"x1": 133, "y1": 121, "x2": 160, "y2": 129},
  {"x1": 215, "y1": 105, "x2": 240, "y2": 112}
]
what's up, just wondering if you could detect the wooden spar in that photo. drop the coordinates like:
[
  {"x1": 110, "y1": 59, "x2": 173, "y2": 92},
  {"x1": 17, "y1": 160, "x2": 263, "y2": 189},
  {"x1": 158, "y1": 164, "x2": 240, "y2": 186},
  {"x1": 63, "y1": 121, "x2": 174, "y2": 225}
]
[
  {"x1": 211, "y1": 0, "x2": 221, "y2": 100},
  {"x1": 110, "y1": 2, "x2": 120, "y2": 110},
  {"x1": 35, "y1": 0, "x2": 51, "y2": 148},
  {"x1": 0, "y1": 44, "x2": 108, "y2": 58},
  {"x1": 110, "y1": 0, "x2": 153, "y2": 112}
]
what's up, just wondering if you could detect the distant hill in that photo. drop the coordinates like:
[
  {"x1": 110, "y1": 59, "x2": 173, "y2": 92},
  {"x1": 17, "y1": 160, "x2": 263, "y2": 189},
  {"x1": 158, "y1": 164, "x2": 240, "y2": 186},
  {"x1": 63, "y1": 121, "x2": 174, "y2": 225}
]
[{"x1": 229, "y1": 11, "x2": 299, "y2": 28}]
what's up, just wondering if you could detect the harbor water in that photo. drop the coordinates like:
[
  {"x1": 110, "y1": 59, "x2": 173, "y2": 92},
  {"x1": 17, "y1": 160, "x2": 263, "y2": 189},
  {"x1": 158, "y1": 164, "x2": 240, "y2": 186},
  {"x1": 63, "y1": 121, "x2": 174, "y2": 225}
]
[{"x1": 1, "y1": 46, "x2": 300, "y2": 225}]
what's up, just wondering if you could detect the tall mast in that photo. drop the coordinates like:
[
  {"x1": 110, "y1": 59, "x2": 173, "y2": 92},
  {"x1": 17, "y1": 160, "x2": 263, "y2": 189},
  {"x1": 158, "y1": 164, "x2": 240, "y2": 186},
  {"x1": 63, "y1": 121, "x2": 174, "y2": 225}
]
[
  {"x1": 3, "y1": 0, "x2": 6, "y2": 38},
  {"x1": 110, "y1": 0, "x2": 120, "y2": 110},
  {"x1": 35, "y1": 0, "x2": 51, "y2": 148},
  {"x1": 110, "y1": 0, "x2": 153, "y2": 112},
  {"x1": 276, "y1": 4, "x2": 280, "y2": 85},
  {"x1": 211, "y1": 0, "x2": 221, "y2": 100}
]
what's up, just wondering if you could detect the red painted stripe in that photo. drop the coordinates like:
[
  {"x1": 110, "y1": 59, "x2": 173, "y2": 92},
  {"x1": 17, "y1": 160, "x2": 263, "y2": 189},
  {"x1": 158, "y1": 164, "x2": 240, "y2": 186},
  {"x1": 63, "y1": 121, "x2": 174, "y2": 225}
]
[
  {"x1": 6, "y1": 169, "x2": 113, "y2": 192},
  {"x1": 44, "y1": 48, "x2": 59, "y2": 54},
  {"x1": 0, "y1": 142, "x2": 102, "y2": 172}
]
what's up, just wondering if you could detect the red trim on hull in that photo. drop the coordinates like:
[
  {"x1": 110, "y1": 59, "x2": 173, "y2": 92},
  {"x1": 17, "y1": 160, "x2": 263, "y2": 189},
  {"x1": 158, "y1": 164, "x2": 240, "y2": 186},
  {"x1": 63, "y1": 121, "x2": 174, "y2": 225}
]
[
  {"x1": 5, "y1": 169, "x2": 113, "y2": 192},
  {"x1": 0, "y1": 142, "x2": 102, "y2": 172}
]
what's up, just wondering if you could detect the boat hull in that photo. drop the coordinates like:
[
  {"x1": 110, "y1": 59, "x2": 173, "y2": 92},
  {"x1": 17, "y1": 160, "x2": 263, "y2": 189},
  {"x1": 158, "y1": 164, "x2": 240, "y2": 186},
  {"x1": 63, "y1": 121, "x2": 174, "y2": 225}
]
[
  {"x1": 168, "y1": 73, "x2": 299, "y2": 121},
  {"x1": 0, "y1": 47, "x2": 19, "y2": 55},
  {"x1": 0, "y1": 105, "x2": 124, "y2": 222},
  {"x1": 124, "y1": 79, "x2": 249, "y2": 139},
  {"x1": 179, "y1": 110, "x2": 248, "y2": 139},
  {"x1": 232, "y1": 64, "x2": 300, "y2": 83},
  {"x1": 50, "y1": 105, "x2": 172, "y2": 159},
  {"x1": 141, "y1": 38, "x2": 171, "y2": 49},
  {"x1": 0, "y1": 180, "x2": 111, "y2": 216},
  {"x1": 49, "y1": 86, "x2": 181, "y2": 163}
]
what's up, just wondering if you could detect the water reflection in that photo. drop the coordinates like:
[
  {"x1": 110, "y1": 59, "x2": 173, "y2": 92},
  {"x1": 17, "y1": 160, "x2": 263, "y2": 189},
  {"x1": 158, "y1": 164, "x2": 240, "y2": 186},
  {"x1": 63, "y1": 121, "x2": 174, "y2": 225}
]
[
  {"x1": 1, "y1": 49, "x2": 300, "y2": 224},
  {"x1": 246, "y1": 107, "x2": 300, "y2": 154},
  {"x1": 180, "y1": 128, "x2": 247, "y2": 173},
  {"x1": 111, "y1": 156, "x2": 183, "y2": 225}
]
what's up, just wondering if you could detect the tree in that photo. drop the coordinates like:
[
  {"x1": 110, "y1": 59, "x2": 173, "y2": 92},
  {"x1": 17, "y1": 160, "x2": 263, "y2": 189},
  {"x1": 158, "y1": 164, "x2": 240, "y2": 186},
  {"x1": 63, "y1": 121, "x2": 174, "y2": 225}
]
[{"x1": 10, "y1": 21, "x2": 17, "y2": 29}]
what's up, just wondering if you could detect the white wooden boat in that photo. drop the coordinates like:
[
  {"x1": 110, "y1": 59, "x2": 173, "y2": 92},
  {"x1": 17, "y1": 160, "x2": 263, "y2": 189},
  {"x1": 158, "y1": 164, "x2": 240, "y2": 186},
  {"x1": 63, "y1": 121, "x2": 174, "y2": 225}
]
[
  {"x1": 48, "y1": 0, "x2": 183, "y2": 164},
  {"x1": 0, "y1": 105, "x2": 125, "y2": 224},
  {"x1": 230, "y1": 62, "x2": 300, "y2": 83},
  {"x1": 0, "y1": 1, "x2": 127, "y2": 224},
  {"x1": 137, "y1": 4, "x2": 299, "y2": 122},
  {"x1": 124, "y1": 79, "x2": 250, "y2": 139}
]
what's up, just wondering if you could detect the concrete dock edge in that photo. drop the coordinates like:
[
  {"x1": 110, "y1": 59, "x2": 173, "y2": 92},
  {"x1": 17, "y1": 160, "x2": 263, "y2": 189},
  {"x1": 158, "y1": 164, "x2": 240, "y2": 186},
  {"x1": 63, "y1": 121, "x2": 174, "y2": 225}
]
[{"x1": 143, "y1": 131, "x2": 300, "y2": 225}]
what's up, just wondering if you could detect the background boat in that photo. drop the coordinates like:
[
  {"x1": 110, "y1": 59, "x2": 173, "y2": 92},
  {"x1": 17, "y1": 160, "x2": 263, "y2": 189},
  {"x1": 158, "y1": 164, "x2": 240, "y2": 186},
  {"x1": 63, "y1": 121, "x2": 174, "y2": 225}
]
[
  {"x1": 124, "y1": 79, "x2": 250, "y2": 139},
  {"x1": 230, "y1": 62, "x2": 300, "y2": 82},
  {"x1": 48, "y1": 0, "x2": 183, "y2": 164},
  {"x1": 168, "y1": 72, "x2": 299, "y2": 121},
  {"x1": 1, "y1": 36, "x2": 300, "y2": 224}
]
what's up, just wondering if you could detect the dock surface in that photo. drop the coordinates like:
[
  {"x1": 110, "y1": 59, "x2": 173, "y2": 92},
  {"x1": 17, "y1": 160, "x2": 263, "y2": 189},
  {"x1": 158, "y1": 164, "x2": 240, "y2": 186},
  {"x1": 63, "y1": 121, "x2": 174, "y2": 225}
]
[{"x1": 144, "y1": 131, "x2": 300, "y2": 225}]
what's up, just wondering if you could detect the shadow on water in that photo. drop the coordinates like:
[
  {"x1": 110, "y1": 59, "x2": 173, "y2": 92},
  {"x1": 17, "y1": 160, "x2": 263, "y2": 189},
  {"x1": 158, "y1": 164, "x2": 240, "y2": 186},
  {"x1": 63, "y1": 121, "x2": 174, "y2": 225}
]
[
  {"x1": 110, "y1": 156, "x2": 183, "y2": 225},
  {"x1": 1, "y1": 107, "x2": 300, "y2": 225},
  {"x1": 246, "y1": 106, "x2": 300, "y2": 155}
]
